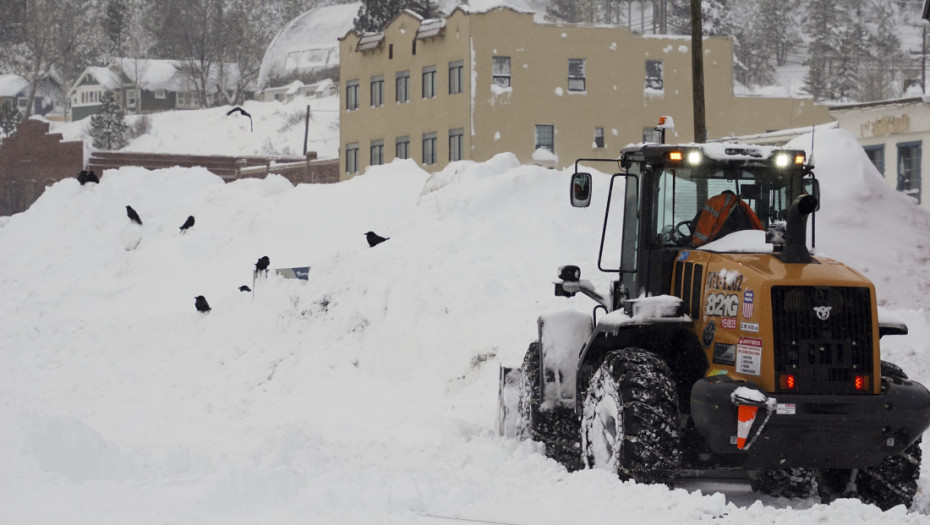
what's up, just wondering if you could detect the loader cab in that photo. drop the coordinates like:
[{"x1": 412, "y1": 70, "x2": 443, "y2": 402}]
[{"x1": 572, "y1": 144, "x2": 817, "y2": 308}]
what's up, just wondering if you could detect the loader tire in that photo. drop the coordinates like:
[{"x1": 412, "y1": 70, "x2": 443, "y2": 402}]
[
  {"x1": 856, "y1": 361, "x2": 921, "y2": 510},
  {"x1": 816, "y1": 361, "x2": 921, "y2": 510},
  {"x1": 581, "y1": 348, "x2": 680, "y2": 485},
  {"x1": 516, "y1": 341, "x2": 581, "y2": 471},
  {"x1": 751, "y1": 468, "x2": 815, "y2": 499},
  {"x1": 856, "y1": 439, "x2": 922, "y2": 510}
]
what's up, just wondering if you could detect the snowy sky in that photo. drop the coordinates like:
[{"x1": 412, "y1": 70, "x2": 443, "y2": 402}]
[{"x1": 3, "y1": 97, "x2": 930, "y2": 523}]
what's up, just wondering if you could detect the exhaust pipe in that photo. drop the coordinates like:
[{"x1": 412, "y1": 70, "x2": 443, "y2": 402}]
[{"x1": 780, "y1": 194, "x2": 818, "y2": 264}]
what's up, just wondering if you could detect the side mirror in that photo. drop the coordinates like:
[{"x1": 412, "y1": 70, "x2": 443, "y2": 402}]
[
  {"x1": 571, "y1": 172, "x2": 592, "y2": 207},
  {"x1": 803, "y1": 178, "x2": 821, "y2": 212}
]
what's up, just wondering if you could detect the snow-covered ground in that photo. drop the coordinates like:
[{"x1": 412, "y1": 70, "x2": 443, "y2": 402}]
[{"x1": 3, "y1": 104, "x2": 930, "y2": 523}]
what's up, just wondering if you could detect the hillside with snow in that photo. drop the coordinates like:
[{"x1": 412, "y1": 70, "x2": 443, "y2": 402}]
[{"x1": 2, "y1": 114, "x2": 930, "y2": 523}]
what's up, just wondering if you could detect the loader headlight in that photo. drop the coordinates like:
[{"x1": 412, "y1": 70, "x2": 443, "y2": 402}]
[
  {"x1": 775, "y1": 153, "x2": 791, "y2": 168},
  {"x1": 687, "y1": 151, "x2": 702, "y2": 165}
]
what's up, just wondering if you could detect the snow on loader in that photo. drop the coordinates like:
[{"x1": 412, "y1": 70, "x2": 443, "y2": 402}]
[{"x1": 499, "y1": 139, "x2": 930, "y2": 509}]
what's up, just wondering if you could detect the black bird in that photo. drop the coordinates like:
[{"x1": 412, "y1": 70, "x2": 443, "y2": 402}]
[
  {"x1": 239, "y1": 285, "x2": 252, "y2": 292},
  {"x1": 77, "y1": 170, "x2": 89, "y2": 185},
  {"x1": 365, "y1": 231, "x2": 389, "y2": 248},
  {"x1": 195, "y1": 295, "x2": 211, "y2": 313},
  {"x1": 126, "y1": 205, "x2": 142, "y2": 225},
  {"x1": 226, "y1": 106, "x2": 253, "y2": 132},
  {"x1": 255, "y1": 256, "x2": 270, "y2": 272},
  {"x1": 180, "y1": 215, "x2": 195, "y2": 232},
  {"x1": 85, "y1": 170, "x2": 99, "y2": 184}
]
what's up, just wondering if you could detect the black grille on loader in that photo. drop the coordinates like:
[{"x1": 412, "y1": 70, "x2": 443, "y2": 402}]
[{"x1": 771, "y1": 286, "x2": 873, "y2": 395}]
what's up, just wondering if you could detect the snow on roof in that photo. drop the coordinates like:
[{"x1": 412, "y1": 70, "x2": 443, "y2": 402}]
[
  {"x1": 416, "y1": 18, "x2": 446, "y2": 39},
  {"x1": 85, "y1": 66, "x2": 125, "y2": 90},
  {"x1": 257, "y1": 3, "x2": 360, "y2": 89},
  {"x1": 0, "y1": 74, "x2": 28, "y2": 97},
  {"x1": 117, "y1": 58, "x2": 187, "y2": 92},
  {"x1": 356, "y1": 32, "x2": 384, "y2": 52},
  {"x1": 113, "y1": 58, "x2": 254, "y2": 93}
]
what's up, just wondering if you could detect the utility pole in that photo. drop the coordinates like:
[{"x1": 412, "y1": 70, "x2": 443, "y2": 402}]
[{"x1": 690, "y1": 0, "x2": 706, "y2": 142}]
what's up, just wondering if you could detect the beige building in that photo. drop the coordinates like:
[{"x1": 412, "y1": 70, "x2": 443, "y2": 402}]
[
  {"x1": 338, "y1": 6, "x2": 831, "y2": 180},
  {"x1": 830, "y1": 98, "x2": 927, "y2": 209}
]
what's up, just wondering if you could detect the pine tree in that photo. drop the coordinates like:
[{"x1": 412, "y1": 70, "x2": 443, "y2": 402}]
[
  {"x1": 354, "y1": 0, "x2": 442, "y2": 32},
  {"x1": 757, "y1": 0, "x2": 800, "y2": 67},
  {"x1": 0, "y1": 104, "x2": 23, "y2": 137},
  {"x1": 103, "y1": 0, "x2": 130, "y2": 58},
  {"x1": 803, "y1": 0, "x2": 842, "y2": 100},
  {"x1": 89, "y1": 90, "x2": 129, "y2": 150}
]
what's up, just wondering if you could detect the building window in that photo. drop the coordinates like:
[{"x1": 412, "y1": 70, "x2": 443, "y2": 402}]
[
  {"x1": 346, "y1": 79, "x2": 359, "y2": 110},
  {"x1": 594, "y1": 127, "x2": 605, "y2": 148},
  {"x1": 492, "y1": 56, "x2": 511, "y2": 88},
  {"x1": 897, "y1": 141, "x2": 922, "y2": 204},
  {"x1": 155, "y1": 89, "x2": 166, "y2": 100},
  {"x1": 370, "y1": 139, "x2": 384, "y2": 166},
  {"x1": 346, "y1": 142, "x2": 359, "y2": 174},
  {"x1": 449, "y1": 128, "x2": 464, "y2": 161},
  {"x1": 422, "y1": 65, "x2": 436, "y2": 99},
  {"x1": 370, "y1": 75, "x2": 383, "y2": 107},
  {"x1": 17, "y1": 97, "x2": 27, "y2": 109},
  {"x1": 645, "y1": 60, "x2": 663, "y2": 90},
  {"x1": 127, "y1": 89, "x2": 137, "y2": 108},
  {"x1": 568, "y1": 58, "x2": 585, "y2": 92},
  {"x1": 535, "y1": 124, "x2": 554, "y2": 152},
  {"x1": 449, "y1": 60, "x2": 464, "y2": 95},
  {"x1": 864, "y1": 144, "x2": 885, "y2": 175},
  {"x1": 396, "y1": 136, "x2": 410, "y2": 160},
  {"x1": 396, "y1": 71, "x2": 409, "y2": 103},
  {"x1": 422, "y1": 132, "x2": 437, "y2": 165}
]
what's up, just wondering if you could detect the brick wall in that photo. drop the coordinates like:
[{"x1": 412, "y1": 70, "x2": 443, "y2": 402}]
[{"x1": 0, "y1": 119, "x2": 83, "y2": 216}]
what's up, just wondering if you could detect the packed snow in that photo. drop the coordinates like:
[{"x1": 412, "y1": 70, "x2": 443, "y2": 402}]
[{"x1": 3, "y1": 103, "x2": 930, "y2": 523}]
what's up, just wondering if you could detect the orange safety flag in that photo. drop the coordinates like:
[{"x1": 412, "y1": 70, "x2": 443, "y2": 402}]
[
  {"x1": 692, "y1": 191, "x2": 763, "y2": 247},
  {"x1": 736, "y1": 404, "x2": 759, "y2": 449}
]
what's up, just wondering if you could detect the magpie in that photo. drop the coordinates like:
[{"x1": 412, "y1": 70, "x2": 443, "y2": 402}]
[
  {"x1": 239, "y1": 285, "x2": 252, "y2": 292},
  {"x1": 255, "y1": 256, "x2": 270, "y2": 272},
  {"x1": 180, "y1": 215, "x2": 195, "y2": 232}
]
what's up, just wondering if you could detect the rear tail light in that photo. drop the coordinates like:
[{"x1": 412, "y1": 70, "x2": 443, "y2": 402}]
[
  {"x1": 854, "y1": 375, "x2": 870, "y2": 391},
  {"x1": 779, "y1": 374, "x2": 797, "y2": 390}
]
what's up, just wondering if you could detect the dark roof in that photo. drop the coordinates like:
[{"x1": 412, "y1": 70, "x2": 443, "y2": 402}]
[
  {"x1": 356, "y1": 32, "x2": 384, "y2": 52},
  {"x1": 416, "y1": 19, "x2": 446, "y2": 39},
  {"x1": 924, "y1": 0, "x2": 930, "y2": 21}
]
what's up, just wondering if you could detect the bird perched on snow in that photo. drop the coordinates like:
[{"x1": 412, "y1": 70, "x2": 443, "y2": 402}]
[
  {"x1": 179, "y1": 215, "x2": 195, "y2": 232},
  {"x1": 255, "y1": 256, "x2": 270, "y2": 272},
  {"x1": 194, "y1": 295, "x2": 211, "y2": 313},
  {"x1": 365, "y1": 231, "x2": 389, "y2": 247},
  {"x1": 77, "y1": 170, "x2": 98, "y2": 185},
  {"x1": 226, "y1": 106, "x2": 253, "y2": 132},
  {"x1": 126, "y1": 205, "x2": 142, "y2": 225},
  {"x1": 239, "y1": 285, "x2": 251, "y2": 292}
]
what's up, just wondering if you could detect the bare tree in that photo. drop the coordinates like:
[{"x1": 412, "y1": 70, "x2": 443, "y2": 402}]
[{"x1": 0, "y1": 0, "x2": 98, "y2": 121}]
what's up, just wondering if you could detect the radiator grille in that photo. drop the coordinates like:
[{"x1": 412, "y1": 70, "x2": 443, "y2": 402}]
[{"x1": 771, "y1": 286, "x2": 873, "y2": 394}]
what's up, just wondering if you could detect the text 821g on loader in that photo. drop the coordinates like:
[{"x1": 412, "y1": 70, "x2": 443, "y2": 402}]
[{"x1": 499, "y1": 140, "x2": 930, "y2": 509}]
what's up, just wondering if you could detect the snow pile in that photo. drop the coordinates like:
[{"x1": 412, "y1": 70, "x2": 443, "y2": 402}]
[{"x1": 1, "y1": 129, "x2": 930, "y2": 523}]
